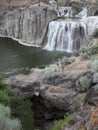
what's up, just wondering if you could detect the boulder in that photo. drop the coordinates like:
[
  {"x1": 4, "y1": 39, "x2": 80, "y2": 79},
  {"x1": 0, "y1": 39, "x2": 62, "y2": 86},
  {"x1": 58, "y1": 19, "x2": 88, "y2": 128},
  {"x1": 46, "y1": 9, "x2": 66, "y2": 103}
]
[
  {"x1": 5, "y1": 68, "x2": 44, "y2": 98},
  {"x1": 40, "y1": 85, "x2": 80, "y2": 111}
]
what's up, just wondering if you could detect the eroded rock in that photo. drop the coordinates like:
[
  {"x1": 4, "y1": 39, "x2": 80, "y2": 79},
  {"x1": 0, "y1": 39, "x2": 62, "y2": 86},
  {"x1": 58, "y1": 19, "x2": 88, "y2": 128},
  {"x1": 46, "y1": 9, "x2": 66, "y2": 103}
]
[
  {"x1": 40, "y1": 85, "x2": 79, "y2": 111},
  {"x1": 0, "y1": 5, "x2": 57, "y2": 46}
]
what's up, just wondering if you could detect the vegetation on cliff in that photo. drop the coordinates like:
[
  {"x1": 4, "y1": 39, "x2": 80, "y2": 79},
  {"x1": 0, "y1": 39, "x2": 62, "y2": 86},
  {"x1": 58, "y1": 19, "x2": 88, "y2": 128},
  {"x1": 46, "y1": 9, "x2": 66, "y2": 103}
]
[
  {"x1": 93, "y1": 29, "x2": 98, "y2": 38},
  {"x1": 0, "y1": 77, "x2": 33, "y2": 130},
  {"x1": 50, "y1": 114, "x2": 72, "y2": 130},
  {"x1": 0, "y1": 77, "x2": 21, "y2": 130},
  {"x1": 0, "y1": 104, "x2": 21, "y2": 130}
]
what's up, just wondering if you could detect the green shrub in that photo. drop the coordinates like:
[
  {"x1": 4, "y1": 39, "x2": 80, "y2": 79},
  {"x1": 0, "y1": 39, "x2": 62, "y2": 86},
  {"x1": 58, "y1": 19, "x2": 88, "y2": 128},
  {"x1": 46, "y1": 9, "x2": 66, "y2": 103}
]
[
  {"x1": 10, "y1": 99, "x2": 34, "y2": 130},
  {"x1": 79, "y1": 76, "x2": 89, "y2": 87},
  {"x1": 79, "y1": 52, "x2": 89, "y2": 60},
  {"x1": 71, "y1": 3, "x2": 80, "y2": 11},
  {"x1": 79, "y1": 47, "x2": 89, "y2": 60},
  {"x1": 73, "y1": 51, "x2": 79, "y2": 57},
  {"x1": 77, "y1": 94, "x2": 86, "y2": 106},
  {"x1": 0, "y1": 77, "x2": 34, "y2": 130},
  {"x1": 93, "y1": 29, "x2": 98, "y2": 38},
  {"x1": 44, "y1": 64, "x2": 59, "y2": 78},
  {"x1": 0, "y1": 90, "x2": 10, "y2": 106},
  {"x1": 76, "y1": 76, "x2": 91, "y2": 92},
  {"x1": 56, "y1": 16, "x2": 65, "y2": 19},
  {"x1": 91, "y1": 60, "x2": 98, "y2": 71},
  {"x1": 50, "y1": 114, "x2": 72, "y2": 130},
  {"x1": 79, "y1": 42, "x2": 98, "y2": 59},
  {"x1": 0, "y1": 76, "x2": 7, "y2": 90},
  {"x1": 89, "y1": 43, "x2": 98, "y2": 54},
  {"x1": 71, "y1": 3, "x2": 81, "y2": 17},
  {"x1": 16, "y1": 100, "x2": 34, "y2": 130},
  {"x1": 63, "y1": 57, "x2": 69, "y2": 62},
  {"x1": 0, "y1": 104, "x2": 21, "y2": 130},
  {"x1": 0, "y1": 103, "x2": 10, "y2": 117}
]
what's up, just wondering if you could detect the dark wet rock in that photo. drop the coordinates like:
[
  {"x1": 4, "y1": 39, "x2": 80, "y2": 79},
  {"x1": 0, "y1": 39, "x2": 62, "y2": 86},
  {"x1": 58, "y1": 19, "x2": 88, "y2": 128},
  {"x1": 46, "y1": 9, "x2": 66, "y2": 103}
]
[
  {"x1": 40, "y1": 85, "x2": 80, "y2": 111},
  {"x1": 43, "y1": 121, "x2": 53, "y2": 130},
  {"x1": 32, "y1": 95, "x2": 67, "y2": 129},
  {"x1": 5, "y1": 69, "x2": 43, "y2": 98},
  {"x1": 31, "y1": 85, "x2": 80, "y2": 129},
  {"x1": 85, "y1": 84, "x2": 98, "y2": 106}
]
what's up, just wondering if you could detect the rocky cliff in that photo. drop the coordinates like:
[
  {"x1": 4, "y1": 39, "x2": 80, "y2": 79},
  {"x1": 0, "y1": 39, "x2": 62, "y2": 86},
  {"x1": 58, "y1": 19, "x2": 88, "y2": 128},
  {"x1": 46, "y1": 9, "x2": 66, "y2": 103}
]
[
  {"x1": 0, "y1": 5, "x2": 57, "y2": 46},
  {"x1": 5, "y1": 48, "x2": 98, "y2": 129}
]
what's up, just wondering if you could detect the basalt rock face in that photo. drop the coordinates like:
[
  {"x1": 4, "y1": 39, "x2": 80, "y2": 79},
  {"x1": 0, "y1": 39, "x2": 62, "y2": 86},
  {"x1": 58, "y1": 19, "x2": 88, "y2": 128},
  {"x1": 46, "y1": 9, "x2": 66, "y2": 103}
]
[{"x1": 0, "y1": 6, "x2": 57, "y2": 46}]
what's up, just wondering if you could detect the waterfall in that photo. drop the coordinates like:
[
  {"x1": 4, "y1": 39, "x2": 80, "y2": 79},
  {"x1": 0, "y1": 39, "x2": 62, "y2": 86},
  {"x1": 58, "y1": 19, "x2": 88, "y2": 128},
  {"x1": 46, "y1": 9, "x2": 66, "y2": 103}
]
[
  {"x1": 44, "y1": 20, "x2": 87, "y2": 52},
  {"x1": 76, "y1": 7, "x2": 87, "y2": 19}
]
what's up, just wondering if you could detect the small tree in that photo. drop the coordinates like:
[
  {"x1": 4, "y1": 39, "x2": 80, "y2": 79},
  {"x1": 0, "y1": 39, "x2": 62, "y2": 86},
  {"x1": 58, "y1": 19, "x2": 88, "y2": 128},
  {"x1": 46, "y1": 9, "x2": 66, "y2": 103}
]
[{"x1": 71, "y1": 3, "x2": 81, "y2": 17}]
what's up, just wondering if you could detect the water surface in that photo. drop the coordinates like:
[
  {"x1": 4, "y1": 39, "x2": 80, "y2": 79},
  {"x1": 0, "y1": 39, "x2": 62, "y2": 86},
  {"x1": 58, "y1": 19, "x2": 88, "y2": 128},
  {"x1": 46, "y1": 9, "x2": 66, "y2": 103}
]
[{"x1": 0, "y1": 37, "x2": 70, "y2": 77}]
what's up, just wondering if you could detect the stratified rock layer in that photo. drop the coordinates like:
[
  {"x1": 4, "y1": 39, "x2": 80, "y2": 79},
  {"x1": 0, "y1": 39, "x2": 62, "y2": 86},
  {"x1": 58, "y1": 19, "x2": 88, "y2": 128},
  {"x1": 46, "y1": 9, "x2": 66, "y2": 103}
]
[{"x1": 0, "y1": 6, "x2": 57, "y2": 46}]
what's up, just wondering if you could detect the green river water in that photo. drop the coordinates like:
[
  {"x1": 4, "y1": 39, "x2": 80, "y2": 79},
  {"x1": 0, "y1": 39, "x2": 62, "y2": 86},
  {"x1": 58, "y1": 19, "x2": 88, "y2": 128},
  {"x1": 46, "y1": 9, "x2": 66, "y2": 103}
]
[{"x1": 0, "y1": 37, "x2": 70, "y2": 78}]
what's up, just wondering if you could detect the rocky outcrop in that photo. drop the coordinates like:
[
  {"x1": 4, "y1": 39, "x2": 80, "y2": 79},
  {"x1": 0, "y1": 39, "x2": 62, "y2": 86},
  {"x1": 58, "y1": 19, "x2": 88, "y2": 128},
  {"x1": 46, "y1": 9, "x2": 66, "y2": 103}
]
[
  {"x1": 86, "y1": 16, "x2": 98, "y2": 36},
  {"x1": 5, "y1": 60, "x2": 92, "y2": 98},
  {"x1": 87, "y1": 5, "x2": 98, "y2": 16},
  {"x1": 62, "y1": 105, "x2": 94, "y2": 130},
  {"x1": 6, "y1": 56, "x2": 98, "y2": 129},
  {"x1": 0, "y1": 5, "x2": 57, "y2": 46},
  {"x1": 5, "y1": 59, "x2": 93, "y2": 121}
]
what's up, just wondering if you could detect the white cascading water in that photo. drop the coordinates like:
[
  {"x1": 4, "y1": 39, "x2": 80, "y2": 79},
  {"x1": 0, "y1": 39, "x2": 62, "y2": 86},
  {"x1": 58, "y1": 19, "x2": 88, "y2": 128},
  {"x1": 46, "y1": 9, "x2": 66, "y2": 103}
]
[
  {"x1": 44, "y1": 20, "x2": 87, "y2": 52},
  {"x1": 44, "y1": 6, "x2": 88, "y2": 52},
  {"x1": 76, "y1": 7, "x2": 87, "y2": 19}
]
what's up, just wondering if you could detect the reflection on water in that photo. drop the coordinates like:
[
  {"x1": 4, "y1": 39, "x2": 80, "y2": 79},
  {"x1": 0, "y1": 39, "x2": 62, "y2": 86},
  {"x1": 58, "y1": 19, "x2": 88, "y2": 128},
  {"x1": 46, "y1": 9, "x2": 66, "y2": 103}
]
[{"x1": 0, "y1": 37, "x2": 71, "y2": 77}]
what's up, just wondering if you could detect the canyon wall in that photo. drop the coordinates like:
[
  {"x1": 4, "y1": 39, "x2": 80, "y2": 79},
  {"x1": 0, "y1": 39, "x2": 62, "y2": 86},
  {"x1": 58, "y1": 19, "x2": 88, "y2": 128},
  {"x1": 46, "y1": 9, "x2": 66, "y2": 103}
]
[{"x1": 0, "y1": 6, "x2": 57, "y2": 46}]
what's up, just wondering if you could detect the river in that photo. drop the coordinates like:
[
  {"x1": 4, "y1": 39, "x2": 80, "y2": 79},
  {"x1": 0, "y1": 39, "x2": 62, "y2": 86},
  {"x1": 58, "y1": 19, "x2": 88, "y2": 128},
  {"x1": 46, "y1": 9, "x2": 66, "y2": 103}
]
[{"x1": 0, "y1": 37, "x2": 71, "y2": 78}]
